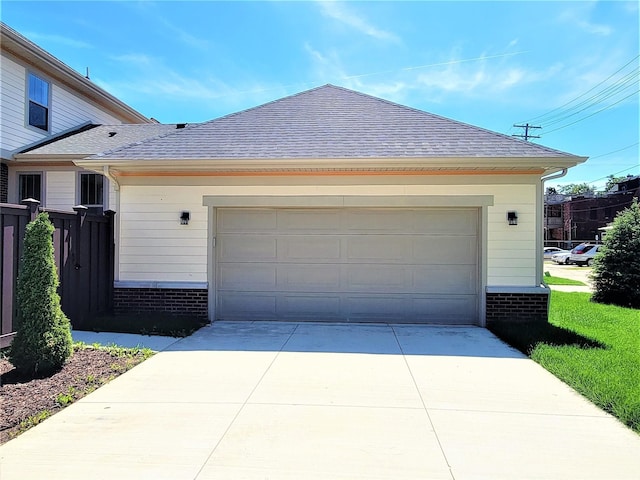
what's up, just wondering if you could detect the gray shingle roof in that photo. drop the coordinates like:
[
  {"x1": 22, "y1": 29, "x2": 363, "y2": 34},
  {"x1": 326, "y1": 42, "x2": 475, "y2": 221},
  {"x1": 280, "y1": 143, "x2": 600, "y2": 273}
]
[
  {"x1": 93, "y1": 85, "x2": 576, "y2": 160},
  {"x1": 17, "y1": 124, "x2": 180, "y2": 157}
]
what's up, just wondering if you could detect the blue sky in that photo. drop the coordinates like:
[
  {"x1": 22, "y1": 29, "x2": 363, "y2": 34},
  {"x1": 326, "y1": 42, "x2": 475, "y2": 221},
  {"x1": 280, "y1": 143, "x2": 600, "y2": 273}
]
[{"x1": 3, "y1": 1, "x2": 638, "y2": 190}]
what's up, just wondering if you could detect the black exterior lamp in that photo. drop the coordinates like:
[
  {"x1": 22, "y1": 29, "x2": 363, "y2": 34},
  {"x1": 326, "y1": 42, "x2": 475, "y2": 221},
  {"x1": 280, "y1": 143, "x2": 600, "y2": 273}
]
[
  {"x1": 507, "y1": 211, "x2": 518, "y2": 226},
  {"x1": 180, "y1": 211, "x2": 190, "y2": 225}
]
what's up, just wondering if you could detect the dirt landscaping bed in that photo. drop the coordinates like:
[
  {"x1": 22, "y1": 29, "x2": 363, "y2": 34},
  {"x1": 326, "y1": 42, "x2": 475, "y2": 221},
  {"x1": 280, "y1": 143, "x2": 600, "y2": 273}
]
[{"x1": 0, "y1": 346, "x2": 151, "y2": 444}]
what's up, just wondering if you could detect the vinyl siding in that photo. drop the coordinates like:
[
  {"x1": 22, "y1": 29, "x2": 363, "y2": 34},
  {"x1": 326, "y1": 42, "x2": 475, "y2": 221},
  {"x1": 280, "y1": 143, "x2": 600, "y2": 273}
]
[
  {"x1": 45, "y1": 171, "x2": 76, "y2": 210},
  {"x1": 116, "y1": 176, "x2": 539, "y2": 287}
]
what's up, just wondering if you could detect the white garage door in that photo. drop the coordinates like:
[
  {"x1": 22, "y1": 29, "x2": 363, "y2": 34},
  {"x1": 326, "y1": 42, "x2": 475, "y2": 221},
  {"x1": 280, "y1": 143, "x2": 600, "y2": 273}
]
[{"x1": 215, "y1": 208, "x2": 478, "y2": 324}]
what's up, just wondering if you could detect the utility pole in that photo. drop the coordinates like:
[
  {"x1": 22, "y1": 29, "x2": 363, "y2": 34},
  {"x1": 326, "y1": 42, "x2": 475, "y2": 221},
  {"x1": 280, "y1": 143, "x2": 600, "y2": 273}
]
[{"x1": 512, "y1": 123, "x2": 541, "y2": 141}]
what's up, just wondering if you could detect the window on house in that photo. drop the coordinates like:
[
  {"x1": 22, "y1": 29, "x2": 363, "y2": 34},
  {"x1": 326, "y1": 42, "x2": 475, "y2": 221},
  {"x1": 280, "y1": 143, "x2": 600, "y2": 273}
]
[
  {"x1": 79, "y1": 173, "x2": 104, "y2": 209},
  {"x1": 18, "y1": 173, "x2": 42, "y2": 201},
  {"x1": 28, "y1": 73, "x2": 50, "y2": 131}
]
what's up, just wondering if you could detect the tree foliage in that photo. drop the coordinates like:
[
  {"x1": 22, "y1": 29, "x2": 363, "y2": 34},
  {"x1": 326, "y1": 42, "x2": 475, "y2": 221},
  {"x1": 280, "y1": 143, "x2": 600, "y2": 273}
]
[
  {"x1": 558, "y1": 183, "x2": 595, "y2": 196},
  {"x1": 591, "y1": 200, "x2": 640, "y2": 309},
  {"x1": 604, "y1": 175, "x2": 628, "y2": 192},
  {"x1": 9, "y1": 212, "x2": 73, "y2": 376}
]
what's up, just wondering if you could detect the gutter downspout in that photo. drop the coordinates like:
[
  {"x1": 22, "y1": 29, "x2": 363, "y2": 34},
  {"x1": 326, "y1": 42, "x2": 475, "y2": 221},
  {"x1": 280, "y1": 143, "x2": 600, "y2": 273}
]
[
  {"x1": 539, "y1": 168, "x2": 569, "y2": 315},
  {"x1": 103, "y1": 166, "x2": 121, "y2": 283}
]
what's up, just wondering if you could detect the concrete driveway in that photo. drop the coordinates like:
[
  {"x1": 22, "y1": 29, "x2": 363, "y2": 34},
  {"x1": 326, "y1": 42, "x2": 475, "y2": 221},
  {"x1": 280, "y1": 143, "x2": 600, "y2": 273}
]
[{"x1": 2, "y1": 322, "x2": 639, "y2": 479}]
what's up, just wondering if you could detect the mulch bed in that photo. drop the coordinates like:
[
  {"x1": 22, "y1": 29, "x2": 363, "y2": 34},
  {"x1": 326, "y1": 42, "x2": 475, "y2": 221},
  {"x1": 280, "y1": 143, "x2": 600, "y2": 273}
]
[{"x1": 0, "y1": 348, "x2": 147, "y2": 444}]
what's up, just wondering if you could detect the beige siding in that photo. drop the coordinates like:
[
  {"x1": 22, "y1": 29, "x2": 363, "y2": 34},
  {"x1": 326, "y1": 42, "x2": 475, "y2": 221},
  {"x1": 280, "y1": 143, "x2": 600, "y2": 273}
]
[
  {"x1": 51, "y1": 85, "x2": 123, "y2": 132},
  {"x1": 45, "y1": 171, "x2": 76, "y2": 210},
  {"x1": 117, "y1": 176, "x2": 539, "y2": 287}
]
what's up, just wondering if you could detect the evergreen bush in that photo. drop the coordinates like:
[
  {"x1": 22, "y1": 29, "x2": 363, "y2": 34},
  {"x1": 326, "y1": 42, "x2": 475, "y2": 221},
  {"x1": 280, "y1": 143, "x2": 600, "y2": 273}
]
[
  {"x1": 591, "y1": 200, "x2": 640, "y2": 309},
  {"x1": 9, "y1": 212, "x2": 73, "y2": 376}
]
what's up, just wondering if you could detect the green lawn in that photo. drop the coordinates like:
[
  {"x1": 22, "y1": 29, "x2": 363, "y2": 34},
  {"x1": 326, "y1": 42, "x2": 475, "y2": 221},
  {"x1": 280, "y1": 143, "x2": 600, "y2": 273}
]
[
  {"x1": 489, "y1": 291, "x2": 640, "y2": 433},
  {"x1": 542, "y1": 274, "x2": 586, "y2": 286}
]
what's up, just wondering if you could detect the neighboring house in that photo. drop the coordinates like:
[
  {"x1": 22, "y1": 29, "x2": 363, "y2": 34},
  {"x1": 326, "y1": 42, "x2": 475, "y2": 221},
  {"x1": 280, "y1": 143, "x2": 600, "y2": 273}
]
[
  {"x1": 64, "y1": 84, "x2": 586, "y2": 326},
  {"x1": 544, "y1": 175, "x2": 639, "y2": 246},
  {"x1": 0, "y1": 22, "x2": 152, "y2": 210}
]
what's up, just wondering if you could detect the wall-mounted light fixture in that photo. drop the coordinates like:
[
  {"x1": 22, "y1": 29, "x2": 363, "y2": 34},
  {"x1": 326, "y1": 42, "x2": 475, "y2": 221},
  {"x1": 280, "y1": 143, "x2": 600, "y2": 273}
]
[
  {"x1": 180, "y1": 211, "x2": 190, "y2": 225},
  {"x1": 507, "y1": 211, "x2": 518, "y2": 226}
]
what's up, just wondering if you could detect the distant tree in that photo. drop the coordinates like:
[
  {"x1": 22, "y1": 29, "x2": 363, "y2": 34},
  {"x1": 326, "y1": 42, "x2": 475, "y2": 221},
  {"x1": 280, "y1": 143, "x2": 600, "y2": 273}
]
[
  {"x1": 604, "y1": 175, "x2": 628, "y2": 192},
  {"x1": 591, "y1": 200, "x2": 640, "y2": 309},
  {"x1": 545, "y1": 187, "x2": 558, "y2": 195},
  {"x1": 9, "y1": 212, "x2": 73, "y2": 376},
  {"x1": 558, "y1": 183, "x2": 595, "y2": 196}
]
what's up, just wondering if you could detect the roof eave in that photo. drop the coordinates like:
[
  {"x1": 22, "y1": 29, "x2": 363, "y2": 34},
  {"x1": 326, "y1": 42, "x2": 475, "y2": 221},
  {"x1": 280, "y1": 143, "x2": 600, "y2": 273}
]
[{"x1": 74, "y1": 155, "x2": 588, "y2": 175}]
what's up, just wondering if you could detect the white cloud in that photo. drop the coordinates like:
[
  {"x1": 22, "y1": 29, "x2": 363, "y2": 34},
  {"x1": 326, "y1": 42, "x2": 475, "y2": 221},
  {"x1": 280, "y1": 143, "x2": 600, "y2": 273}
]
[
  {"x1": 317, "y1": 1, "x2": 400, "y2": 43},
  {"x1": 557, "y1": 2, "x2": 612, "y2": 36},
  {"x1": 22, "y1": 32, "x2": 92, "y2": 49}
]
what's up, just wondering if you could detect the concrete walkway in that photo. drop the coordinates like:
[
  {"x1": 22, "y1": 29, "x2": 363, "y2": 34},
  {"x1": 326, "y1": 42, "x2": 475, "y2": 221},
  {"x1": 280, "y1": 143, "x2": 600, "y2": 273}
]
[{"x1": 1, "y1": 323, "x2": 639, "y2": 479}]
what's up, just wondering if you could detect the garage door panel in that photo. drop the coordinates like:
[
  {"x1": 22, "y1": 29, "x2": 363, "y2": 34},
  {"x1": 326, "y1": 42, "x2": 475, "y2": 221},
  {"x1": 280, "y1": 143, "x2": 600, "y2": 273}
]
[
  {"x1": 347, "y1": 265, "x2": 409, "y2": 291},
  {"x1": 219, "y1": 294, "x2": 276, "y2": 318},
  {"x1": 346, "y1": 236, "x2": 409, "y2": 262},
  {"x1": 219, "y1": 235, "x2": 277, "y2": 262},
  {"x1": 346, "y1": 296, "x2": 406, "y2": 320},
  {"x1": 412, "y1": 236, "x2": 476, "y2": 264},
  {"x1": 412, "y1": 210, "x2": 478, "y2": 234},
  {"x1": 411, "y1": 296, "x2": 476, "y2": 324},
  {"x1": 279, "y1": 236, "x2": 342, "y2": 261},
  {"x1": 345, "y1": 210, "x2": 413, "y2": 232},
  {"x1": 413, "y1": 265, "x2": 477, "y2": 294},
  {"x1": 279, "y1": 295, "x2": 341, "y2": 318},
  {"x1": 278, "y1": 264, "x2": 341, "y2": 290},
  {"x1": 218, "y1": 209, "x2": 277, "y2": 232},
  {"x1": 278, "y1": 209, "x2": 342, "y2": 232},
  {"x1": 219, "y1": 264, "x2": 276, "y2": 290}
]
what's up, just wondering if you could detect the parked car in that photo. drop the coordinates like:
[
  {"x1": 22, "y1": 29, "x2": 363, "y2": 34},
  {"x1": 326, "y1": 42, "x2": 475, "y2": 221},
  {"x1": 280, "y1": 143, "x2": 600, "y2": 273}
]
[
  {"x1": 551, "y1": 251, "x2": 572, "y2": 265},
  {"x1": 570, "y1": 243, "x2": 602, "y2": 267},
  {"x1": 544, "y1": 247, "x2": 570, "y2": 259}
]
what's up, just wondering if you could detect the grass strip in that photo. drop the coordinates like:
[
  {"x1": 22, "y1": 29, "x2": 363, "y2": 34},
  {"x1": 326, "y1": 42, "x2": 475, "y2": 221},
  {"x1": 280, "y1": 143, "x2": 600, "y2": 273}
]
[{"x1": 489, "y1": 291, "x2": 640, "y2": 433}]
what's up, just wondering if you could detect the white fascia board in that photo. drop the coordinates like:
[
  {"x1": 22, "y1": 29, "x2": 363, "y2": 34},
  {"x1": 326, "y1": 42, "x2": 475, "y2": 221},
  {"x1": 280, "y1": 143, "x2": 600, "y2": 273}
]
[{"x1": 74, "y1": 156, "x2": 588, "y2": 173}]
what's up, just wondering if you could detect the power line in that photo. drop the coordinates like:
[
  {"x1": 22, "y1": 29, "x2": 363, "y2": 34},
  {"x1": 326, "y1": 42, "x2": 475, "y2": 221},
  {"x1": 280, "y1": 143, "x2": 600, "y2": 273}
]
[
  {"x1": 542, "y1": 89, "x2": 639, "y2": 135},
  {"x1": 589, "y1": 142, "x2": 639, "y2": 160},
  {"x1": 521, "y1": 54, "x2": 639, "y2": 125},
  {"x1": 513, "y1": 55, "x2": 639, "y2": 137}
]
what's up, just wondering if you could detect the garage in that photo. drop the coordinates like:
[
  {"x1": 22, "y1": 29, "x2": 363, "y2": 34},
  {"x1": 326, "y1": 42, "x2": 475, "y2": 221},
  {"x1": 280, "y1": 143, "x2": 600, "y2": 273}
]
[{"x1": 213, "y1": 207, "x2": 479, "y2": 324}]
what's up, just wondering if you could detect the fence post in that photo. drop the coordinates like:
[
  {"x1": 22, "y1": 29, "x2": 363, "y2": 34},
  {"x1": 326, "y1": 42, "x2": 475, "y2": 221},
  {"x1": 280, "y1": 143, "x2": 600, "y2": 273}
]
[{"x1": 21, "y1": 198, "x2": 40, "y2": 221}]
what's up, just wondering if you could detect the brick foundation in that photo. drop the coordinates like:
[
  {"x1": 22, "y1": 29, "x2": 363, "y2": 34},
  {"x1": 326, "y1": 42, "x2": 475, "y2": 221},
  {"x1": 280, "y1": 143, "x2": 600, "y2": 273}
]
[
  {"x1": 485, "y1": 290, "x2": 549, "y2": 325},
  {"x1": 114, "y1": 288, "x2": 208, "y2": 318}
]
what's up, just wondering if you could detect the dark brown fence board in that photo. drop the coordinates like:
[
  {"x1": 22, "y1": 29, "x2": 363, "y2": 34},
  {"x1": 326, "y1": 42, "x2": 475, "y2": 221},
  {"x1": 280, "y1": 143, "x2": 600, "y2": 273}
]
[{"x1": 0, "y1": 203, "x2": 114, "y2": 345}]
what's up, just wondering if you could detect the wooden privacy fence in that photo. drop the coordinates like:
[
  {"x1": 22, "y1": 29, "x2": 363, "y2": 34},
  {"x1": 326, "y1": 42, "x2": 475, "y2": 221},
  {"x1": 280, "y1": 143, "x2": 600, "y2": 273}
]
[{"x1": 1, "y1": 200, "x2": 115, "y2": 348}]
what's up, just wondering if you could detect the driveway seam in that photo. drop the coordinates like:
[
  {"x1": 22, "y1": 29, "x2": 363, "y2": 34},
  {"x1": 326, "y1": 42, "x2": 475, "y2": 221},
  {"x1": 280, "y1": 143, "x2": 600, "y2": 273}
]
[
  {"x1": 391, "y1": 325, "x2": 457, "y2": 480},
  {"x1": 192, "y1": 322, "x2": 301, "y2": 480}
]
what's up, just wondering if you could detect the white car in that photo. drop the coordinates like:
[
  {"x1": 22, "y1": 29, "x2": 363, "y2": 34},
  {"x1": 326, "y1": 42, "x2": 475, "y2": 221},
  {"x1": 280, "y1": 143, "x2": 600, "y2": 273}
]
[
  {"x1": 570, "y1": 243, "x2": 602, "y2": 267},
  {"x1": 551, "y1": 251, "x2": 572, "y2": 265},
  {"x1": 544, "y1": 247, "x2": 570, "y2": 259}
]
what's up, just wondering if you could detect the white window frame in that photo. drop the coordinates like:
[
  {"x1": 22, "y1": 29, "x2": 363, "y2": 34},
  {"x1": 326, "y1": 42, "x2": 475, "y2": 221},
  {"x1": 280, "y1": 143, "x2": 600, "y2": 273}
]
[{"x1": 25, "y1": 71, "x2": 51, "y2": 133}]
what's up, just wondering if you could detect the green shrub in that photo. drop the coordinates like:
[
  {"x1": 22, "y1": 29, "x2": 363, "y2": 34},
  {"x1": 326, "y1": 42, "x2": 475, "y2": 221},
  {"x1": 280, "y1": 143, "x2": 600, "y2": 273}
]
[
  {"x1": 591, "y1": 200, "x2": 640, "y2": 308},
  {"x1": 9, "y1": 212, "x2": 73, "y2": 376}
]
